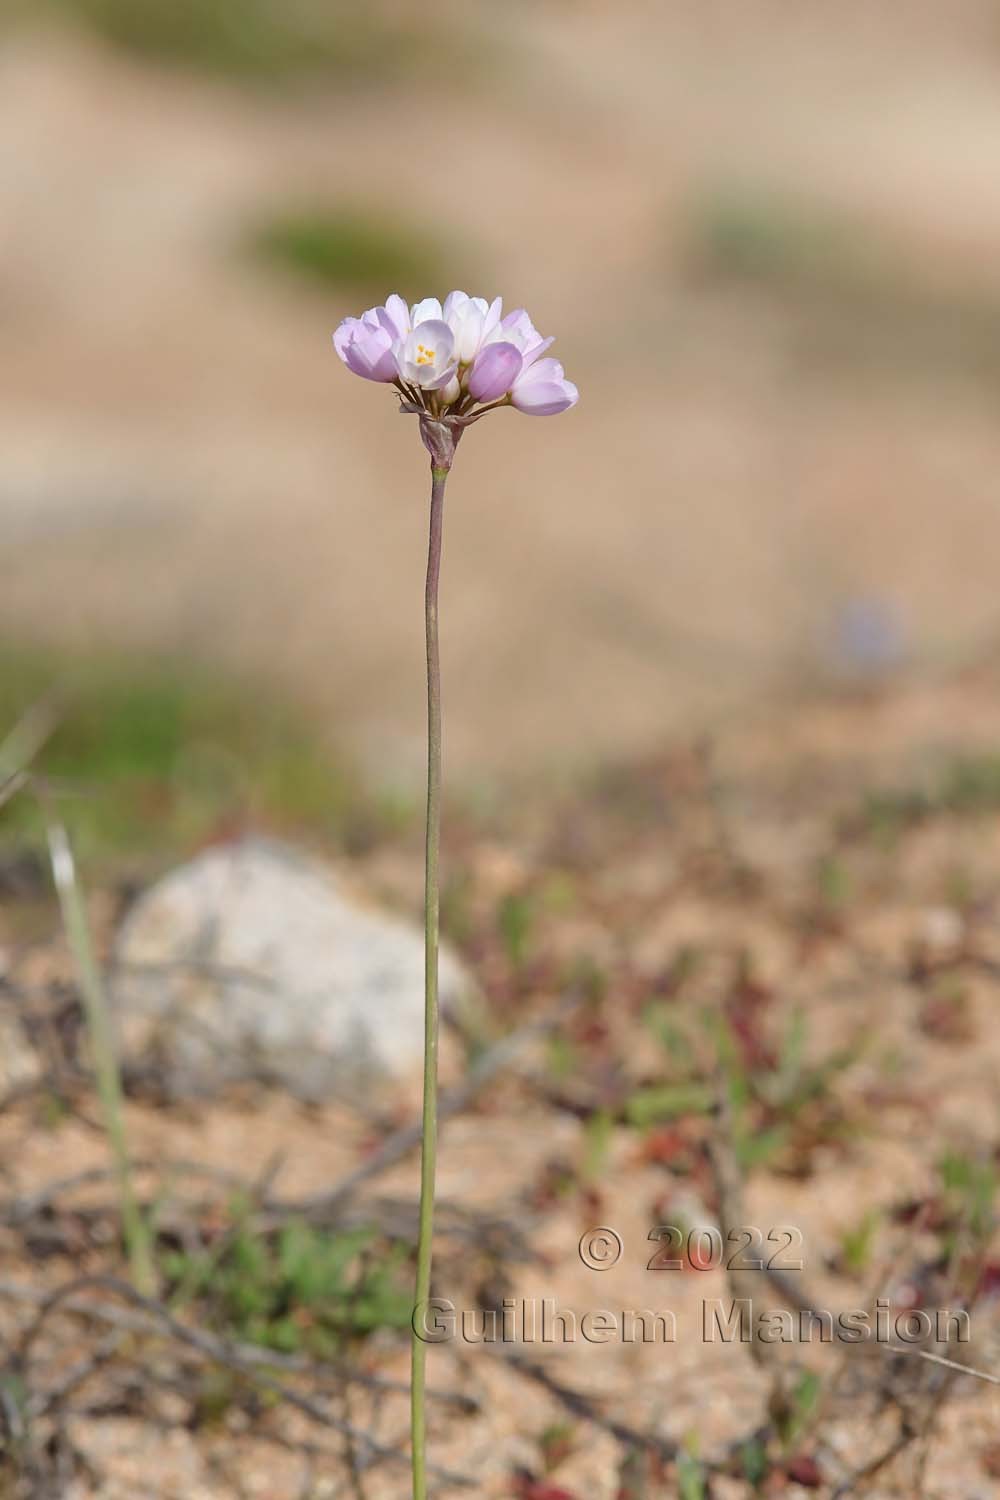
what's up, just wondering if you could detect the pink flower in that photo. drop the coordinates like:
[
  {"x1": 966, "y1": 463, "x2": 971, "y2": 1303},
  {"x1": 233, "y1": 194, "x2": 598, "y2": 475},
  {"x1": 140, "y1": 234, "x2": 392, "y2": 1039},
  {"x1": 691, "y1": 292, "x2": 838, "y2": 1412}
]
[
  {"x1": 511, "y1": 357, "x2": 579, "y2": 416},
  {"x1": 333, "y1": 291, "x2": 577, "y2": 420},
  {"x1": 332, "y1": 308, "x2": 398, "y2": 383},
  {"x1": 396, "y1": 320, "x2": 458, "y2": 390}
]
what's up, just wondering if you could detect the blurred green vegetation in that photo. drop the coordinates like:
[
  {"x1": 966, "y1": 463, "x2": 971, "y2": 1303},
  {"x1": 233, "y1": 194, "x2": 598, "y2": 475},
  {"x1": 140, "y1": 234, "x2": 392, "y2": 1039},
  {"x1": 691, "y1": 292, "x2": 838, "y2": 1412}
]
[
  {"x1": 938, "y1": 1150, "x2": 996, "y2": 1243},
  {"x1": 854, "y1": 751, "x2": 1000, "y2": 843},
  {"x1": 0, "y1": 643, "x2": 407, "y2": 866},
  {"x1": 677, "y1": 1451, "x2": 708, "y2": 1500},
  {"x1": 777, "y1": 1369, "x2": 821, "y2": 1452},
  {"x1": 687, "y1": 184, "x2": 1000, "y2": 384},
  {"x1": 837, "y1": 1209, "x2": 880, "y2": 1277},
  {"x1": 691, "y1": 187, "x2": 869, "y2": 295},
  {"x1": 249, "y1": 204, "x2": 465, "y2": 302},
  {"x1": 164, "y1": 1217, "x2": 412, "y2": 1358},
  {"x1": 35, "y1": 0, "x2": 454, "y2": 86}
]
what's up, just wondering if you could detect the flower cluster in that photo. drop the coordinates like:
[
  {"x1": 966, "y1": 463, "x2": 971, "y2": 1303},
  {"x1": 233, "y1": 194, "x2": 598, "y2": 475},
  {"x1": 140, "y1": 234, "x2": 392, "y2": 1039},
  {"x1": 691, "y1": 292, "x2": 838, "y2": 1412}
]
[{"x1": 333, "y1": 292, "x2": 578, "y2": 420}]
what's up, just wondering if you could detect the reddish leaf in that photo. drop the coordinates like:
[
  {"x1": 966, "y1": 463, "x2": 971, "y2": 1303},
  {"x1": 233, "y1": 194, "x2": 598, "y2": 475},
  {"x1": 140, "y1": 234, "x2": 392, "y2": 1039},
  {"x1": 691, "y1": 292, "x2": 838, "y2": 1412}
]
[
  {"x1": 785, "y1": 1454, "x2": 822, "y2": 1487},
  {"x1": 512, "y1": 1471, "x2": 579, "y2": 1500},
  {"x1": 639, "y1": 1126, "x2": 688, "y2": 1166},
  {"x1": 980, "y1": 1441, "x2": 1000, "y2": 1479}
]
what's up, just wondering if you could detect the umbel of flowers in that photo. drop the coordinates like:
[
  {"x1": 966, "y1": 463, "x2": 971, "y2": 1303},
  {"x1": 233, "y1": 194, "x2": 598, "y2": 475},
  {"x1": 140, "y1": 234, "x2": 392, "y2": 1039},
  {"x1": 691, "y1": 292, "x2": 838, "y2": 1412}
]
[{"x1": 334, "y1": 291, "x2": 579, "y2": 427}]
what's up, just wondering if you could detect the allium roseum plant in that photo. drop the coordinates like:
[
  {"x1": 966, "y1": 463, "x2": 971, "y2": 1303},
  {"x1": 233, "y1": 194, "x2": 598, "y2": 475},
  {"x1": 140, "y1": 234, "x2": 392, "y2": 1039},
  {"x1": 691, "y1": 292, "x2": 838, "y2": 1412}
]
[{"x1": 334, "y1": 291, "x2": 577, "y2": 1500}]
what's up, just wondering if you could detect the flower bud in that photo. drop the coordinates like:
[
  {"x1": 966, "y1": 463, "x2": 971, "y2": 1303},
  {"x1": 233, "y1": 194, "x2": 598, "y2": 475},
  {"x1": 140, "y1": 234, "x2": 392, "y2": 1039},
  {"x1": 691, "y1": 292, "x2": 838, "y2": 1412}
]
[{"x1": 468, "y1": 342, "x2": 523, "y2": 402}]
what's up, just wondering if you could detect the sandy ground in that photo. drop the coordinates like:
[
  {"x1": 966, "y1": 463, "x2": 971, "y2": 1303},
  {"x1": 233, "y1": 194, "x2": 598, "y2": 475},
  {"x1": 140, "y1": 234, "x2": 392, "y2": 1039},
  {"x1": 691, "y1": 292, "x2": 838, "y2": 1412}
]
[
  {"x1": 4, "y1": 673, "x2": 1000, "y2": 1496},
  {"x1": 4, "y1": 4, "x2": 1000, "y2": 780}
]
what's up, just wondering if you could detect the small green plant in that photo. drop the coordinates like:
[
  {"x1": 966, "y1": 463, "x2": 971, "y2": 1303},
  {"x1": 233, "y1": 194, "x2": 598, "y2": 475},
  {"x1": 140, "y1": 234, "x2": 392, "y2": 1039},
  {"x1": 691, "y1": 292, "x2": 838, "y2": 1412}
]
[
  {"x1": 740, "y1": 1436, "x2": 770, "y2": 1489},
  {"x1": 581, "y1": 1108, "x2": 614, "y2": 1182},
  {"x1": 778, "y1": 1370, "x2": 822, "y2": 1450},
  {"x1": 725, "y1": 1076, "x2": 790, "y2": 1172},
  {"x1": 45, "y1": 816, "x2": 155, "y2": 1295},
  {"x1": 623, "y1": 992, "x2": 862, "y2": 1173},
  {"x1": 938, "y1": 1151, "x2": 996, "y2": 1242},
  {"x1": 677, "y1": 1445, "x2": 707, "y2": 1500},
  {"x1": 537, "y1": 1422, "x2": 576, "y2": 1474},
  {"x1": 249, "y1": 205, "x2": 462, "y2": 302},
  {"x1": 623, "y1": 1080, "x2": 715, "y2": 1130},
  {"x1": 164, "y1": 1218, "x2": 412, "y2": 1357},
  {"x1": 838, "y1": 1210, "x2": 880, "y2": 1277},
  {"x1": 642, "y1": 1000, "x2": 696, "y2": 1066},
  {"x1": 497, "y1": 888, "x2": 535, "y2": 969},
  {"x1": 746, "y1": 1010, "x2": 862, "y2": 1171}
]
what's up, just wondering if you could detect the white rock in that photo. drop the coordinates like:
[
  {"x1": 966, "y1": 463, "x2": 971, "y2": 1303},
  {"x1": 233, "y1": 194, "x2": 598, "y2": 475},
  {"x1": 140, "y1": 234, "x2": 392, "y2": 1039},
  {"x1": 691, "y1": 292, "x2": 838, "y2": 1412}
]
[{"x1": 111, "y1": 839, "x2": 469, "y2": 1100}]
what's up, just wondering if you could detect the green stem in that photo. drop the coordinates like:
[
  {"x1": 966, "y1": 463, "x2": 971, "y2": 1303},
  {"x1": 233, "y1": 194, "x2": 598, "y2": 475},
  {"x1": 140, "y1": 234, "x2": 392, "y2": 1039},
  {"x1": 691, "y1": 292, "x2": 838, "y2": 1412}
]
[
  {"x1": 47, "y1": 820, "x2": 156, "y2": 1297},
  {"x1": 412, "y1": 462, "x2": 448, "y2": 1500}
]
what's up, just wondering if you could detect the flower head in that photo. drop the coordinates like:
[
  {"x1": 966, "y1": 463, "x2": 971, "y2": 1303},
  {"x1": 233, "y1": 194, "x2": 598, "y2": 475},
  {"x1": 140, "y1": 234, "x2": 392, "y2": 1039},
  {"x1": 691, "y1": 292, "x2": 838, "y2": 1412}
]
[{"x1": 332, "y1": 292, "x2": 578, "y2": 433}]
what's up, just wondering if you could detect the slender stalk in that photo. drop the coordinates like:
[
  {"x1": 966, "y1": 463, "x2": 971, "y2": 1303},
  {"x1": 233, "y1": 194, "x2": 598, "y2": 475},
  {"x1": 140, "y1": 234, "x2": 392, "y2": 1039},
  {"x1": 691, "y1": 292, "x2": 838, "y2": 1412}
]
[
  {"x1": 46, "y1": 819, "x2": 156, "y2": 1297},
  {"x1": 411, "y1": 461, "x2": 448, "y2": 1500}
]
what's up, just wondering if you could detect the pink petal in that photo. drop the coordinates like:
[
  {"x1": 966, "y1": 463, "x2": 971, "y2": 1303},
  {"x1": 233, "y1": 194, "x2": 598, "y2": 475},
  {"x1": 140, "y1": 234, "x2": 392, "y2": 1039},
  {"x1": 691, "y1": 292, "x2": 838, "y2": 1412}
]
[
  {"x1": 411, "y1": 297, "x2": 443, "y2": 325},
  {"x1": 514, "y1": 356, "x2": 564, "y2": 387},
  {"x1": 511, "y1": 377, "x2": 578, "y2": 415},
  {"x1": 422, "y1": 361, "x2": 460, "y2": 391},
  {"x1": 483, "y1": 296, "x2": 503, "y2": 336},
  {"x1": 333, "y1": 317, "x2": 362, "y2": 360},
  {"x1": 381, "y1": 294, "x2": 410, "y2": 339},
  {"x1": 520, "y1": 335, "x2": 555, "y2": 371},
  {"x1": 333, "y1": 319, "x2": 397, "y2": 381},
  {"x1": 443, "y1": 290, "x2": 469, "y2": 320},
  {"x1": 468, "y1": 341, "x2": 523, "y2": 401}
]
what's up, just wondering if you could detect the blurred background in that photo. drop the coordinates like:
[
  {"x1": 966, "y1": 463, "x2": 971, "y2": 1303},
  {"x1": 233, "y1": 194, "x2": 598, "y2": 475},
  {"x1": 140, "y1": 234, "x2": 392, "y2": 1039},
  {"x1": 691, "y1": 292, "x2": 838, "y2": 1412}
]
[
  {"x1": 3, "y1": 0, "x2": 1000, "y2": 791},
  {"x1": 6, "y1": 11, "x2": 1000, "y2": 1493}
]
